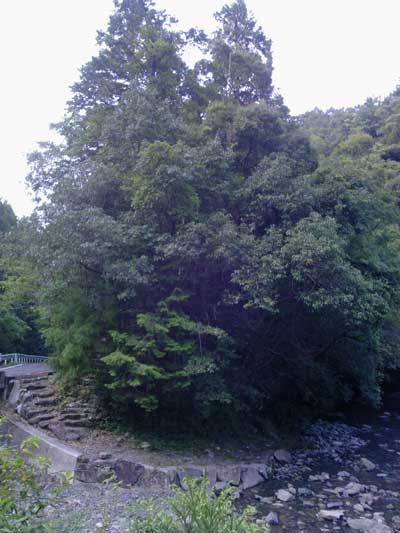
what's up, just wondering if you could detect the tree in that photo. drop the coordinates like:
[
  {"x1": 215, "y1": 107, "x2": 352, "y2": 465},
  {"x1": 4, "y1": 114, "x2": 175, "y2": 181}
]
[
  {"x1": 24, "y1": 0, "x2": 400, "y2": 432},
  {"x1": 0, "y1": 200, "x2": 16, "y2": 233},
  {"x1": 199, "y1": 0, "x2": 273, "y2": 104},
  {"x1": 0, "y1": 216, "x2": 45, "y2": 355}
]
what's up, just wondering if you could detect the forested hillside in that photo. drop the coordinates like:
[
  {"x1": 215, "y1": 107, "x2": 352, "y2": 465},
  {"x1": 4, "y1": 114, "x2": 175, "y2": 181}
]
[
  {"x1": 0, "y1": 200, "x2": 44, "y2": 354},
  {"x1": 3, "y1": 0, "x2": 400, "y2": 432}
]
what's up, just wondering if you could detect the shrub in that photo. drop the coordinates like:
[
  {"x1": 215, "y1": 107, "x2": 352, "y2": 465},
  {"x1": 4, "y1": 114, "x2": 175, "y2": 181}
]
[
  {"x1": 129, "y1": 476, "x2": 268, "y2": 533},
  {"x1": 0, "y1": 419, "x2": 70, "y2": 532}
]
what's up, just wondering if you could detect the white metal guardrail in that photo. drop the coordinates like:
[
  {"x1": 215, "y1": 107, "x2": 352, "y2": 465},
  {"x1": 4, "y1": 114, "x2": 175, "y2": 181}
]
[{"x1": 0, "y1": 354, "x2": 48, "y2": 366}]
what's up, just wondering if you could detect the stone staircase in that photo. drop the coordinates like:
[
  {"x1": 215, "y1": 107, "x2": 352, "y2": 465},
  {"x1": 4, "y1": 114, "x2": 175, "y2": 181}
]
[{"x1": 15, "y1": 374, "x2": 100, "y2": 441}]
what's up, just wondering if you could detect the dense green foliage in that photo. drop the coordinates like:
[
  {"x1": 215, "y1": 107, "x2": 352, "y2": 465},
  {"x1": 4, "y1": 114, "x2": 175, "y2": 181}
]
[
  {"x1": 130, "y1": 476, "x2": 266, "y2": 532},
  {"x1": 0, "y1": 425, "x2": 70, "y2": 532},
  {"x1": 5, "y1": 0, "x2": 398, "y2": 431},
  {"x1": 0, "y1": 201, "x2": 44, "y2": 354}
]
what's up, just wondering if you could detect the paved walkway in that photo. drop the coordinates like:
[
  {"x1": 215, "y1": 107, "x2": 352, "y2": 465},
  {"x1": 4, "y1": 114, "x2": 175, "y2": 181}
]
[{"x1": 0, "y1": 363, "x2": 51, "y2": 378}]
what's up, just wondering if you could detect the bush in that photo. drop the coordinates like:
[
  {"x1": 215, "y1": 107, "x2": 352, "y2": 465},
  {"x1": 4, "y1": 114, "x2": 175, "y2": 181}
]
[
  {"x1": 0, "y1": 419, "x2": 70, "y2": 532},
  {"x1": 129, "y1": 476, "x2": 268, "y2": 533}
]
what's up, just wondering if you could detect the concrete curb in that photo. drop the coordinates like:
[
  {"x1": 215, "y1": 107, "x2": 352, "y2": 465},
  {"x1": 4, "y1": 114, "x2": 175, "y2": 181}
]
[
  {"x1": 1, "y1": 417, "x2": 82, "y2": 473},
  {"x1": 1, "y1": 416, "x2": 272, "y2": 491}
]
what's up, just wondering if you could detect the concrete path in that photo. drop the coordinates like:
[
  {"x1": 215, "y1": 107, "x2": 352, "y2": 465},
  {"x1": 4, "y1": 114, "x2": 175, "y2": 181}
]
[{"x1": 0, "y1": 363, "x2": 51, "y2": 378}]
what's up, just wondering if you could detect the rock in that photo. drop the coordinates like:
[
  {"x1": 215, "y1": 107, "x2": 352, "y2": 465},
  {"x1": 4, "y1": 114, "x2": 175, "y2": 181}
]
[
  {"x1": 214, "y1": 481, "x2": 228, "y2": 493},
  {"x1": 259, "y1": 496, "x2": 273, "y2": 504},
  {"x1": 360, "y1": 458, "x2": 376, "y2": 471},
  {"x1": 360, "y1": 493, "x2": 374, "y2": 506},
  {"x1": 155, "y1": 467, "x2": 178, "y2": 487},
  {"x1": 303, "y1": 500, "x2": 315, "y2": 507},
  {"x1": 8, "y1": 380, "x2": 21, "y2": 408},
  {"x1": 216, "y1": 465, "x2": 241, "y2": 486},
  {"x1": 347, "y1": 517, "x2": 392, "y2": 532},
  {"x1": 276, "y1": 489, "x2": 295, "y2": 502},
  {"x1": 274, "y1": 449, "x2": 292, "y2": 464},
  {"x1": 265, "y1": 512, "x2": 279, "y2": 525},
  {"x1": 177, "y1": 466, "x2": 206, "y2": 488},
  {"x1": 240, "y1": 464, "x2": 267, "y2": 490},
  {"x1": 204, "y1": 465, "x2": 217, "y2": 486},
  {"x1": 298, "y1": 487, "x2": 313, "y2": 497},
  {"x1": 64, "y1": 431, "x2": 82, "y2": 441},
  {"x1": 345, "y1": 482, "x2": 364, "y2": 496},
  {"x1": 112, "y1": 460, "x2": 146, "y2": 486},
  {"x1": 317, "y1": 509, "x2": 344, "y2": 521},
  {"x1": 99, "y1": 452, "x2": 112, "y2": 460},
  {"x1": 327, "y1": 501, "x2": 343, "y2": 509},
  {"x1": 309, "y1": 472, "x2": 330, "y2": 482}
]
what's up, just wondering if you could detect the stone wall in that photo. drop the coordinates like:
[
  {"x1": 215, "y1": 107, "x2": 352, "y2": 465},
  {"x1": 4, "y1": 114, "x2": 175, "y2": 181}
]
[{"x1": 9, "y1": 374, "x2": 100, "y2": 442}]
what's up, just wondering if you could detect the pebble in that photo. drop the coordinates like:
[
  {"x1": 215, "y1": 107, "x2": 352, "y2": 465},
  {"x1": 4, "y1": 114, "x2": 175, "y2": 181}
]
[
  {"x1": 317, "y1": 509, "x2": 344, "y2": 521},
  {"x1": 361, "y1": 457, "x2": 376, "y2": 471},
  {"x1": 276, "y1": 489, "x2": 295, "y2": 502},
  {"x1": 265, "y1": 511, "x2": 279, "y2": 525},
  {"x1": 345, "y1": 482, "x2": 364, "y2": 496},
  {"x1": 274, "y1": 449, "x2": 292, "y2": 464}
]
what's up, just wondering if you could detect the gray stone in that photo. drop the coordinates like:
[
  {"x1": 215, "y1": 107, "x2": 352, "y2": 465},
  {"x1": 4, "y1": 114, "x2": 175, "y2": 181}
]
[
  {"x1": 99, "y1": 452, "x2": 112, "y2": 460},
  {"x1": 317, "y1": 509, "x2": 344, "y2": 521},
  {"x1": 298, "y1": 487, "x2": 313, "y2": 497},
  {"x1": 345, "y1": 482, "x2": 364, "y2": 496},
  {"x1": 113, "y1": 460, "x2": 146, "y2": 486},
  {"x1": 159, "y1": 467, "x2": 179, "y2": 485},
  {"x1": 327, "y1": 501, "x2": 343, "y2": 509},
  {"x1": 265, "y1": 512, "x2": 279, "y2": 525},
  {"x1": 347, "y1": 517, "x2": 392, "y2": 532},
  {"x1": 360, "y1": 457, "x2": 376, "y2": 471},
  {"x1": 178, "y1": 466, "x2": 208, "y2": 489},
  {"x1": 216, "y1": 465, "x2": 241, "y2": 486},
  {"x1": 240, "y1": 464, "x2": 267, "y2": 490},
  {"x1": 276, "y1": 489, "x2": 295, "y2": 502},
  {"x1": 309, "y1": 472, "x2": 330, "y2": 482},
  {"x1": 180, "y1": 466, "x2": 207, "y2": 481},
  {"x1": 214, "y1": 481, "x2": 229, "y2": 493},
  {"x1": 8, "y1": 380, "x2": 21, "y2": 407},
  {"x1": 274, "y1": 449, "x2": 292, "y2": 464},
  {"x1": 205, "y1": 465, "x2": 217, "y2": 486},
  {"x1": 259, "y1": 496, "x2": 273, "y2": 504},
  {"x1": 64, "y1": 431, "x2": 82, "y2": 441}
]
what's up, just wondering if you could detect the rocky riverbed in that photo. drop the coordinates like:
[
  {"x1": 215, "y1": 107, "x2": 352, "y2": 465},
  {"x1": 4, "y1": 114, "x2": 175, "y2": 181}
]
[
  {"x1": 242, "y1": 409, "x2": 400, "y2": 532},
  {"x1": 42, "y1": 404, "x2": 400, "y2": 532}
]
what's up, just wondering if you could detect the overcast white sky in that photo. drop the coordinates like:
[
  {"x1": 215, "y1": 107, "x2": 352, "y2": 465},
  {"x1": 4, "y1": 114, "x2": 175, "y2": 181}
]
[{"x1": 1, "y1": 0, "x2": 399, "y2": 217}]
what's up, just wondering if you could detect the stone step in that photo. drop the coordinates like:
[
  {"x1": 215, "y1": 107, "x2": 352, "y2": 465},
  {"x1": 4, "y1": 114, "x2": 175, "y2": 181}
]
[
  {"x1": 64, "y1": 418, "x2": 91, "y2": 428},
  {"x1": 37, "y1": 419, "x2": 55, "y2": 429},
  {"x1": 29, "y1": 412, "x2": 57, "y2": 425},
  {"x1": 23, "y1": 382, "x2": 49, "y2": 391},
  {"x1": 60, "y1": 407, "x2": 82, "y2": 414},
  {"x1": 34, "y1": 396, "x2": 58, "y2": 407},
  {"x1": 35, "y1": 389, "x2": 56, "y2": 399},
  {"x1": 21, "y1": 376, "x2": 50, "y2": 385},
  {"x1": 21, "y1": 375, "x2": 49, "y2": 382},
  {"x1": 60, "y1": 412, "x2": 85, "y2": 421},
  {"x1": 25, "y1": 406, "x2": 51, "y2": 419}
]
